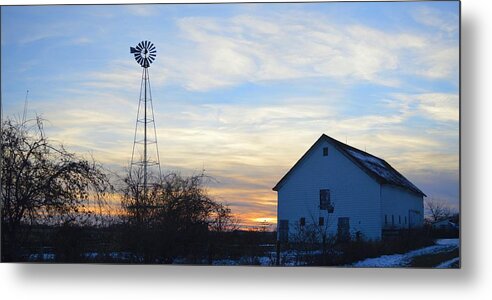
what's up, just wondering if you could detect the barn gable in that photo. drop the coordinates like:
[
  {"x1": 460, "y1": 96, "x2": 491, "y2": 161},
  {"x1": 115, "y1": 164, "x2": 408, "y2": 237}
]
[{"x1": 273, "y1": 134, "x2": 426, "y2": 197}]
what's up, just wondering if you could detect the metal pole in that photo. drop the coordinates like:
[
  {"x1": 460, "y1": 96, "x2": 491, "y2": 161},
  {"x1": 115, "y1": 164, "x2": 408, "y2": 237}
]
[
  {"x1": 276, "y1": 240, "x2": 280, "y2": 266},
  {"x1": 22, "y1": 90, "x2": 29, "y2": 124},
  {"x1": 144, "y1": 67, "x2": 148, "y2": 199}
]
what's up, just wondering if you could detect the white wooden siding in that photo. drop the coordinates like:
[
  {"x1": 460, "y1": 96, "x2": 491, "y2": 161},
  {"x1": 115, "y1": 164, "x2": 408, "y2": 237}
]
[
  {"x1": 381, "y1": 185, "x2": 424, "y2": 229},
  {"x1": 277, "y1": 139, "x2": 382, "y2": 240}
]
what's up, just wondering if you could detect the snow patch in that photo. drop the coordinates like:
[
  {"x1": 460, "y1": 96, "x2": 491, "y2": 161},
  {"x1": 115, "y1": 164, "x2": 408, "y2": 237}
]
[
  {"x1": 435, "y1": 239, "x2": 459, "y2": 246},
  {"x1": 28, "y1": 253, "x2": 55, "y2": 261},
  {"x1": 345, "y1": 148, "x2": 422, "y2": 194},
  {"x1": 353, "y1": 239, "x2": 459, "y2": 268},
  {"x1": 212, "y1": 259, "x2": 239, "y2": 266},
  {"x1": 435, "y1": 257, "x2": 460, "y2": 268},
  {"x1": 353, "y1": 254, "x2": 407, "y2": 268}
]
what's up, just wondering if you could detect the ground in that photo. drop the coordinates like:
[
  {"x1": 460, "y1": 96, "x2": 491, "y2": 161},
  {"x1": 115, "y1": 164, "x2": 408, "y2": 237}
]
[
  {"x1": 211, "y1": 239, "x2": 460, "y2": 268},
  {"x1": 26, "y1": 238, "x2": 460, "y2": 268},
  {"x1": 352, "y1": 239, "x2": 460, "y2": 268}
]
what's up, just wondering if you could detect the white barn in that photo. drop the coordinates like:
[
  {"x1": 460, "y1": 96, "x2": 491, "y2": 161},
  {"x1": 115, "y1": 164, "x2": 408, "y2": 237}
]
[{"x1": 273, "y1": 134, "x2": 426, "y2": 242}]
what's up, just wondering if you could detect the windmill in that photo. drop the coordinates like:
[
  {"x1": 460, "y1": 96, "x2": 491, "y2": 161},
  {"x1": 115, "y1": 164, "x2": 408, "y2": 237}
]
[{"x1": 129, "y1": 41, "x2": 162, "y2": 201}]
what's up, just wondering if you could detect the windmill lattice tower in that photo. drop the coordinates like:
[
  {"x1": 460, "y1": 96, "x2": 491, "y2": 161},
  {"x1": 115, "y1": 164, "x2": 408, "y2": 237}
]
[{"x1": 129, "y1": 40, "x2": 162, "y2": 197}]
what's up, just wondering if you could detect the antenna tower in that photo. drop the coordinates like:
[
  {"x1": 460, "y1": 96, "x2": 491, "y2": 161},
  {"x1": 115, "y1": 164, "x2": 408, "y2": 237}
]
[
  {"x1": 22, "y1": 90, "x2": 29, "y2": 123},
  {"x1": 129, "y1": 41, "x2": 162, "y2": 199}
]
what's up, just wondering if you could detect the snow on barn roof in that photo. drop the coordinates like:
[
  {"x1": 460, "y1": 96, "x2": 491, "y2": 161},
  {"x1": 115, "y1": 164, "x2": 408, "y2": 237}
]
[{"x1": 272, "y1": 134, "x2": 426, "y2": 196}]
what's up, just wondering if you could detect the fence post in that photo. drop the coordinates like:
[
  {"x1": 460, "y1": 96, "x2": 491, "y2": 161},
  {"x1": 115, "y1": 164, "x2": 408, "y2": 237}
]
[{"x1": 276, "y1": 240, "x2": 280, "y2": 266}]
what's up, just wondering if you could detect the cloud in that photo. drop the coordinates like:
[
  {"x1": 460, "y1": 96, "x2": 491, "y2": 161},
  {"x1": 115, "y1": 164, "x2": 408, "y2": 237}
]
[
  {"x1": 21, "y1": 59, "x2": 458, "y2": 226},
  {"x1": 149, "y1": 11, "x2": 457, "y2": 91},
  {"x1": 68, "y1": 9, "x2": 457, "y2": 93},
  {"x1": 23, "y1": 87, "x2": 459, "y2": 227},
  {"x1": 412, "y1": 6, "x2": 459, "y2": 34},
  {"x1": 26, "y1": 91, "x2": 137, "y2": 166},
  {"x1": 70, "y1": 37, "x2": 92, "y2": 45},
  {"x1": 417, "y1": 93, "x2": 459, "y2": 122},
  {"x1": 391, "y1": 93, "x2": 459, "y2": 122},
  {"x1": 414, "y1": 47, "x2": 459, "y2": 80},
  {"x1": 80, "y1": 58, "x2": 170, "y2": 93},
  {"x1": 18, "y1": 27, "x2": 67, "y2": 44},
  {"x1": 14, "y1": 20, "x2": 80, "y2": 45},
  {"x1": 126, "y1": 5, "x2": 158, "y2": 17}
]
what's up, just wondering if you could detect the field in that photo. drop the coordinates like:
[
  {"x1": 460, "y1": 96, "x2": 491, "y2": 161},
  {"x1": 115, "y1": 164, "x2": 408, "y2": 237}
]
[{"x1": 19, "y1": 224, "x2": 459, "y2": 268}]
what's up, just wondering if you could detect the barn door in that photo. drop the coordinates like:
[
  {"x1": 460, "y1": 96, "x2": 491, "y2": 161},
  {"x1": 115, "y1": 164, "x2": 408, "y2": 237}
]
[{"x1": 337, "y1": 217, "x2": 350, "y2": 242}]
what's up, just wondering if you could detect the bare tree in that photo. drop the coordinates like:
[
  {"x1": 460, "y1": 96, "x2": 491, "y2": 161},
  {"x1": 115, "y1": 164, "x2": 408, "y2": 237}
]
[
  {"x1": 120, "y1": 169, "x2": 237, "y2": 262},
  {"x1": 425, "y1": 198, "x2": 453, "y2": 223},
  {"x1": 1, "y1": 117, "x2": 112, "y2": 261},
  {"x1": 120, "y1": 166, "x2": 161, "y2": 227},
  {"x1": 306, "y1": 203, "x2": 337, "y2": 264},
  {"x1": 209, "y1": 204, "x2": 240, "y2": 233},
  {"x1": 289, "y1": 222, "x2": 319, "y2": 265}
]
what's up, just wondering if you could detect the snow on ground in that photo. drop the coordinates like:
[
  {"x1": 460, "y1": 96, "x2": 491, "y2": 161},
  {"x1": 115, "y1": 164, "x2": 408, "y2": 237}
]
[
  {"x1": 352, "y1": 239, "x2": 459, "y2": 268},
  {"x1": 211, "y1": 240, "x2": 460, "y2": 267},
  {"x1": 352, "y1": 253, "x2": 407, "y2": 268},
  {"x1": 26, "y1": 239, "x2": 459, "y2": 266},
  {"x1": 435, "y1": 239, "x2": 459, "y2": 246},
  {"x1": 436, "y1": 257, "x2": 460, "y2": 268},
  {"x1": 211, "y1": 250, "x2": 321, "y2": 266},
  {"x1": 211, "y1": 259, "x2": 239, "y2": 266},
  {"x1": 28, "y1": 253, "x2": 55, "y2": 262}
]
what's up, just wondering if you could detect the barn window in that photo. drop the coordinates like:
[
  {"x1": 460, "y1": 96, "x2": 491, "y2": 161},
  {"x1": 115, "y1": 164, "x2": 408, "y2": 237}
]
[
  {"x1": 323, "y1": 147, "x2": 329, "y2": 156},
  {"x1": 319, "y1": 217, "x2": 324, "y2": 226},
  {"x1": 320, "y1": 189, "x2": 333, "y2": 212},
  {"x1": 300, "y1": 217, "x2": 306, "y2": 226}
]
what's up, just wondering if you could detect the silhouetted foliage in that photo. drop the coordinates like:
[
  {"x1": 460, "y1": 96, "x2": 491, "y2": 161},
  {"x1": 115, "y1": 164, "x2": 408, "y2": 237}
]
[
  {"x1": 1, "y1": 117, "x2": 112, "y2": 261},
  {"x1": 120, "y1": 169, "x2": 238, "y2": 263}
]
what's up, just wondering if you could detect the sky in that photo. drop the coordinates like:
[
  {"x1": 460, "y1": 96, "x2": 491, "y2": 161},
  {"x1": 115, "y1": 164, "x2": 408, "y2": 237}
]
[{"x1": 1, "y1": 1, "x2": 460, "y2": 227}]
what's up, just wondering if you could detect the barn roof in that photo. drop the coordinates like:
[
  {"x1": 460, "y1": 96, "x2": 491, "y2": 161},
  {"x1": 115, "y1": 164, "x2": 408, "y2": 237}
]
[{"x1": 272, "y1": 134, "x2": 426, "y2": 196}]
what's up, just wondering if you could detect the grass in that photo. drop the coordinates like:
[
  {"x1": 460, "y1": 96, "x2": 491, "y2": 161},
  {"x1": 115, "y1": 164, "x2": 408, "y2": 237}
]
[{"x1": 409, "y1": 248, "x2": 460, "y2": 268}]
